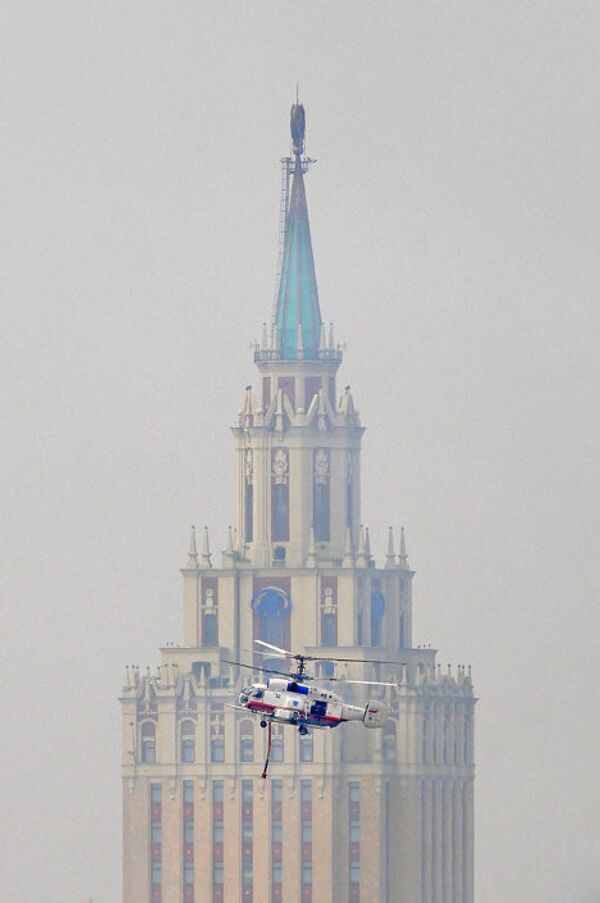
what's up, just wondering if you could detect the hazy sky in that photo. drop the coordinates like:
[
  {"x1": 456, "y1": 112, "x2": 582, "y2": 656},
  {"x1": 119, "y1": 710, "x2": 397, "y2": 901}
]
[{"x1": 3, "y1": 3, "x2": 599, "y2": 902}]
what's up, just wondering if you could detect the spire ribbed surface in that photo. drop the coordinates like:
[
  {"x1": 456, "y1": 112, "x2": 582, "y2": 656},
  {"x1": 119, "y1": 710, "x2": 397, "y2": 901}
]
[{"x1": 276, "y1": 160, "x2": 322, "y2": 359}]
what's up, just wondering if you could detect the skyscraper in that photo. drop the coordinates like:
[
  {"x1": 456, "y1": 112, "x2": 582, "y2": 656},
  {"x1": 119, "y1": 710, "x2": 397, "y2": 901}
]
[{"x1": 121, "y1": 101, "x2": 476, "y2": 903}]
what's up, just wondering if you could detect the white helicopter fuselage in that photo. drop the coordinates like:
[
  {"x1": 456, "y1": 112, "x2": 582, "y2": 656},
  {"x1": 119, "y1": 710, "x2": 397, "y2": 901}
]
[{"x1": 239, "y1": 677, "x2": 386, "y2": 729}]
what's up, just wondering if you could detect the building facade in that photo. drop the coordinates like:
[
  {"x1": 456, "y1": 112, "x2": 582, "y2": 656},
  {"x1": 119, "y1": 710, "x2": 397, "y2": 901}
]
[{"x1": 121, "y1": 103, "x2": 476, "y2": 903}]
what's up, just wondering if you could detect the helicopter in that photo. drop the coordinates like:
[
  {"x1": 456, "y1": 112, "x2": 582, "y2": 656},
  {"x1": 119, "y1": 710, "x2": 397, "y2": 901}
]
[{"x1": 223, "y1": 639, "x2": 402, "y2": 778}]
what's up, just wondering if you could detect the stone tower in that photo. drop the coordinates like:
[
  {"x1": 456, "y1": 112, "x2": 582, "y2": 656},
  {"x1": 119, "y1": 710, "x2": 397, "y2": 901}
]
[{"x1": 121, "y1": 101, "x2": 476, "y2": 903}]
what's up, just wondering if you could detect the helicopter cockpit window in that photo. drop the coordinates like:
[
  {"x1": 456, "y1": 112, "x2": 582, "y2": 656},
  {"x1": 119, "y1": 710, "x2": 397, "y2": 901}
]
[{"x1": 253, "y1": 688, "x2": 264, "y2": 699}]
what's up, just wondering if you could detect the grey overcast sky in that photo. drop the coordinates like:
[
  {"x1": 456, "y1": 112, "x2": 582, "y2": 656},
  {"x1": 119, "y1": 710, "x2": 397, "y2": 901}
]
[{"x1": 2, "y1": 2, "x2": 599, "y2": 902}]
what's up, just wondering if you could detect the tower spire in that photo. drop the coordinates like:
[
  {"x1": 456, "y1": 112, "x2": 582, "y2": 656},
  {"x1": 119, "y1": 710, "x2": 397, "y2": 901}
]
[{"x1": 275, "y1": 99, "x2": 321, "y2": 359}]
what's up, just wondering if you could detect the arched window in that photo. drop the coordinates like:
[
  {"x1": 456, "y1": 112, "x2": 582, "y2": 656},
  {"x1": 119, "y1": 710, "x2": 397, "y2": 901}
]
[
  {"x1": 141, "y1": 721, "x2": 156, "y2": 763},
  {"x1": 370, "y1": 590, "x2": 385, "y2": 646},
  {"x1": 252, "y1": 587, "x2": 290, "y2": 650},
  {"x1": 180, "y1": 720, "x2": 195, "y2": 763},
  {"x1": 383, "y1": 719, "x2": 397, "y2": 763},
  {"x1": 240, "y1": 720, "x2": 254, "y2": 763}
]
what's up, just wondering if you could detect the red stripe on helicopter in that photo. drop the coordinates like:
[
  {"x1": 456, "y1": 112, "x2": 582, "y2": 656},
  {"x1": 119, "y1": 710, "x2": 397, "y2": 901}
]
[
  {"x1": 247, "y1": 701, "x2": 276, "y2": 713},
  {"x1": 247, "y1": 700, "x2": 344, "y2": 725}
]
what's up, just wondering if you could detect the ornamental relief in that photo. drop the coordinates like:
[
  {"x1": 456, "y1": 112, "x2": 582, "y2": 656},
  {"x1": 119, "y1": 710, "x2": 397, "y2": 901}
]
[
  {"x1": 321, "y1": 585, "x2": 337, "y2": 613},
  {"x1": 314, "y1": 447, "x2": 329, "y2": 484},
  {"x1": 272, "y1": 447, "x2": 289, "y2": 484},
  {"x1": 202, "y1": 587, "x2": 216, "y2": 609},
  {"x1": 245, "y1": 448, "x2": 253, "y2": 484}
]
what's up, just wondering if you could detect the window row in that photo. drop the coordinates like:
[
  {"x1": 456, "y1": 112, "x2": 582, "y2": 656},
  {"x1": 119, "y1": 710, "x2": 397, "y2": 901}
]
[{"x1": 139, "y1": 720, "x2": 314, "y2": 764}]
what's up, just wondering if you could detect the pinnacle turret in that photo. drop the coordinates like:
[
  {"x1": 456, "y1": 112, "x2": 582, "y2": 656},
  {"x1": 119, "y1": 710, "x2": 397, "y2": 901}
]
[
  {"x1": 186, "y1": 525, "x2": 199, "y2": 569},
  {"x1": 398, "y1": 526, "x2": 409, "y2": 570},
  {"x1": 200, "y1": 526, "x2": 212, "y2": 569},
  {"x1": 385, "y1": 526, "x2": 396, "y2": 568}
]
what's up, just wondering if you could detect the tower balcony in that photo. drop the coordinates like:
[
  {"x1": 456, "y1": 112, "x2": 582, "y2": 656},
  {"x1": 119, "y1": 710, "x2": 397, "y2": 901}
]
[{"x1": 254, "y1": 346, "x2": 343, "y2": 364}]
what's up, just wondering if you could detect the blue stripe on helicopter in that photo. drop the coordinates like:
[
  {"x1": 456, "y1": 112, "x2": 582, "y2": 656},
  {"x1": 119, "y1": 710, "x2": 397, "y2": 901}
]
[{"x1": 287, "y1": 682, "x2": 309, "y2": 694}]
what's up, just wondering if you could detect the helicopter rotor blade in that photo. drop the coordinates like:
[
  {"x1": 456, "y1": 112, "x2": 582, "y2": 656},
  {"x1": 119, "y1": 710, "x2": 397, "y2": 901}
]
[
  {"x1": 221, "y1": 658, "x2": 293, "y2": 680},
  {"x1": 325, "y1": 678, "x2": 398, "y2": 687},
  {"x1": 244, "y1": 647, "x2": 290, "y2": 660},
  {"x1": 308, "y1": 655, "x2": 406, "y2": 666},
  {"x1": 254, "y1": 639, "x2": 295, "y2": 657}
]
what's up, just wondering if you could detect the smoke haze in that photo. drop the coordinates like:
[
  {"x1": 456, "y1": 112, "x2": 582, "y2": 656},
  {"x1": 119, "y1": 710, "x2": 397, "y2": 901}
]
[{"x1": 2, "y1": 3, "x2": 599, "y2": 902}]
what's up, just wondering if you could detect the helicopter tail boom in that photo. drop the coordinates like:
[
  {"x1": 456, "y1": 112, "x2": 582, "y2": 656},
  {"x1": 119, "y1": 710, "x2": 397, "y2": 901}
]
[{"x1": 362, "y1": 700, "x2": 388, "y2": 728}]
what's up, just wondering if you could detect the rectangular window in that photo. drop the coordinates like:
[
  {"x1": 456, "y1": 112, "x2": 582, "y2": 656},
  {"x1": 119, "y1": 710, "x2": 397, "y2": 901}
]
[
  {"x1": 242, "y1": 780, "x2": 254, "y2": 803},
  {"x1": 322, "y1": 612, "x2": 337, "y2": 647},
  {"x1": 184, "y1": 861, "x2": 194, "y2": 885},
  {"x1": 203, "y1": 612, "x2": 218, "y2": 647},
  {"x1": 301, "y1": 822, "x2": 312, "y2": 843},
  {"x1": 313, "y1": 478, "x2": 330, "y2": 542},
  {"x1": 272, "y1": 861, "x2": 283, "y2": 884},
  {"x1": 240, "y1": 737, "x2": 254, "y2": 763},
  {"x1": 271, "y1": 481, "x2": 289, "y2": 541},
  {"x1": 299, "y1": 737, "x2": 313, "y2": 762},
  {"x1": 302, "y1": 863, "x2": 313, "y2": 885},
  {"x1": 243, "y1": 860, "x2": 253, "y2": 879},
  {"x1": 184, "y1": 820, "x2": 194, "y2": 843},
  {"x1": 183, "y1": 781, "x2": 194, "y2": 803},
  {"x1": 149, "y1": 782, "x2": 162, "y2": 900},
  {"x1": 272, "y1": 822, "x2": 283, "y2": 842},
  {"x1": 349, "y1": 782, "x2": 360, "y2": 803},
  {"x1": 211, "y1": 739, "x2": 225, "y2": 763},
  {"x1": 350, "y1": 863, "x2": 360, "y2": 884},
  {"x1": 151, "y1": 862, "x2": 162, "y2": 884},
  {"x1": 214, "y1": 864, "x2": 224, "y2": 885},
  {"x1": 350, "y1": 821, "x2": 360, "y2": 843},
  {"x1": 301, "y1": 780, "x2": 312, "y2": 803},
  {"x1": 213, "y1": 780, "x2": 224, "y2": 803},
  {"x1": 272, "y1": 780, "x2": 283, "y2": 803}
]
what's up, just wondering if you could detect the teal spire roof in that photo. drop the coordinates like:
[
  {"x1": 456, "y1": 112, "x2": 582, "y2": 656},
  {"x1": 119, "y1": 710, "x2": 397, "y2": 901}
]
[{"x1": 276, "y1": 103, "x2": 322, "y2": 359}]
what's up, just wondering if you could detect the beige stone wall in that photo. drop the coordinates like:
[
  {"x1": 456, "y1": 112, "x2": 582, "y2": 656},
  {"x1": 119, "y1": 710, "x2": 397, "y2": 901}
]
[{"x1": 121, "y1": 338, "x2": 475, "y2": 903}]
